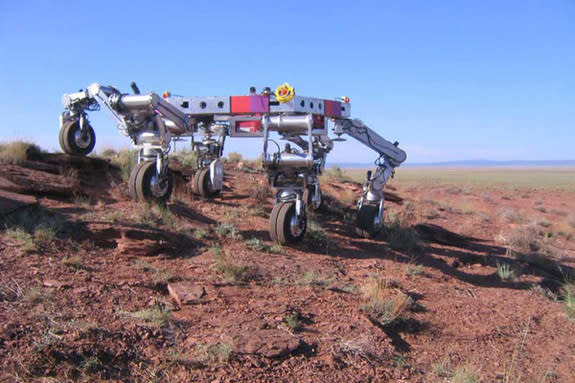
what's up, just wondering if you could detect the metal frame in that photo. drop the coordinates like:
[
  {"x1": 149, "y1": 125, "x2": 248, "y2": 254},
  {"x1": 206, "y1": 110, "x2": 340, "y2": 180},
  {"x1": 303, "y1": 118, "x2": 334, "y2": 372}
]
[{"x1": 58, "y1": 83, "x2": 407, "y2": 243}]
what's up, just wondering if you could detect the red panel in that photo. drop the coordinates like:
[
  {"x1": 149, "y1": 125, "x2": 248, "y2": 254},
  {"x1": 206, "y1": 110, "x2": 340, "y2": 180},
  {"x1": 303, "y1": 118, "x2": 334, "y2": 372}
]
[
  {"x1": 231, "y1": 96, "x2": 251, "y2": 114},
  {"x1": 236, "y1": 120, "x2": 262, "y2": 133},
  {"x1": 324, "y1": 100, "x2": 341, "y2": 117},
  {"x1": 313, "y1": 115, "x2": 325, "y2": 130}
]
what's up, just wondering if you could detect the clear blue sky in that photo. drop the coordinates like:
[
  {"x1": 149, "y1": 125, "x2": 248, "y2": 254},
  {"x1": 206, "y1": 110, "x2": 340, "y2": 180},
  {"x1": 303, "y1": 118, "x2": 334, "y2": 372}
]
[{"x1": 1, "y1": 0, "x2": 574, "y2": 164}]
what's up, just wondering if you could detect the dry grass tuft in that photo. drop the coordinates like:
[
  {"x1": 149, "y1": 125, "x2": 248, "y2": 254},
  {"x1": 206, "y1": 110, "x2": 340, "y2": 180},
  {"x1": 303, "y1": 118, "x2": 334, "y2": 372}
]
[
  {"x1": 385, "y1": 213, "x2": 420, "y2": 253},
  {"x1": 360, "y1": 277, "x2": 412, "y2": 327},
  {"x1": 128, "y1": 306, "x2": 171, "y2": 327},
  {"x1": 562, "y1": 282, "x2": 575, "y2": 321},
  {"x1": 0, "y1": 141, "x2": 41, "y2": 164},
  {"x1": 226, "y1": 152, "x2": 243, "y2": 163},
  {"x1": 212, "y1": 247, "x2": 256, "y2": 283},
  {"x1": 498, "y1": 209, "x2": 525, "y2": 224},
  {"x1": 568, "y1": 215, "x2": 575, "y2": 229},
  {"x1": 248, "y1": 182, "x2": 270, "y2": 204},
  {"x1": 195, "y1": 342, "x2": 232, "y2": 364},
  {"x1": 505, "y1": 225, "x2": 540, "y2": 253}
]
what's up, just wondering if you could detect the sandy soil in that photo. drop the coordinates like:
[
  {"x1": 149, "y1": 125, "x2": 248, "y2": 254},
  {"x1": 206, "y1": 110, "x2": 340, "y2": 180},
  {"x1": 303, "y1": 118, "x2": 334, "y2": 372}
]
[{"x1": 1, "y1": 153, "x2": 574, "y2": 382}]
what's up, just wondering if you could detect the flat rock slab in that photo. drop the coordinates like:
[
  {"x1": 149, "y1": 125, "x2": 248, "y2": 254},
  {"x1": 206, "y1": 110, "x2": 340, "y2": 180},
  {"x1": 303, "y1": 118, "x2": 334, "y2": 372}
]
[
  {"x1": 221, "y1": 319, "x2": 301, "y2": 358},
  {"x1": 168, "y1": 282, "x2": 206, "y2": 305},
  {"x1": 0, "y1": 189, "x2": 37, "y2": 216},
  {"x1": 0, "y1": 166, "x2": 77, "y2": 196}
]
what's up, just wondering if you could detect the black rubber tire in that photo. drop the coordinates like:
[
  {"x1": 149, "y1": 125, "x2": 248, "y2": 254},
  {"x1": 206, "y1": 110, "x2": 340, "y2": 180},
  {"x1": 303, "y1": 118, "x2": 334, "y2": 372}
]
[
  {"x1": 269, "y1": 202, "x2": 284, "y2": 242},
  {"x1": 58, "y1": 119, "x2": 96, "y2": 156},
  {"x1": 270, "y1": 202, "x2": 306, "y2": 245},
  {"x1": 128, "y1": 161, "x2": 173, "y2": 203},
  {"x1": 356, "y1": 204, "x2": 381, "y2": 238},
  {"x1": 194, "y1": 167, "x2": 220, "y2": 198}
]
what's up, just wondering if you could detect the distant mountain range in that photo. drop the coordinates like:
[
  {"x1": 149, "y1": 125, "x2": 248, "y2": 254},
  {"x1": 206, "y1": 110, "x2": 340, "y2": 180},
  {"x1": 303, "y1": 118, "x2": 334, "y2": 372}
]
[{"x1": 329, "y1": 160, "x2": 575, "y2": 168}]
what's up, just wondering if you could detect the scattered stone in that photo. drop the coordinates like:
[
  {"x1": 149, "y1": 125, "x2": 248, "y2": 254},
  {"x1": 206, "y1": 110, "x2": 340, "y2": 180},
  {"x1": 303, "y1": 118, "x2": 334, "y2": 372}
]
[
  {"x1": 168, "y1": 282, "x2": 206, "y2": 306},
  {"x1": 221, "y1": 319, "x2": 301, "y2": 358},
  {"x1": 43, "y1": 279, "x2": 72, "y2": 289}
]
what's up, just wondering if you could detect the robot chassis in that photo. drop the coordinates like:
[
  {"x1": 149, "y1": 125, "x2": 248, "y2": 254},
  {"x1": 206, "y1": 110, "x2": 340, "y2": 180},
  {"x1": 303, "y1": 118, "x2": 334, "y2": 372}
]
[{"x1": 59, "y1": 82, "x2": 407, "y2": 244}]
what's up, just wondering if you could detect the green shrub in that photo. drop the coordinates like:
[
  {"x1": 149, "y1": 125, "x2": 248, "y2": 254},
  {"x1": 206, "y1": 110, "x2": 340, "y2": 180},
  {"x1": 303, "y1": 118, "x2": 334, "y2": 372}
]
[
  {"x1": 497, "y1": 263, "x2": 515, "y2": 281},
  {"x1": 284, "y1": 313, "x2": 303, "y2": 332}
]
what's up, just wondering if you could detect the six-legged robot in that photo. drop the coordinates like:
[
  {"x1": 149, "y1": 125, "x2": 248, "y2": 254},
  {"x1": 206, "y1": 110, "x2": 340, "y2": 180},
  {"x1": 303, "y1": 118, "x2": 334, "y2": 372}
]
[{"x1": 59, "y1": 82, "x2": 407, "y2": 244}]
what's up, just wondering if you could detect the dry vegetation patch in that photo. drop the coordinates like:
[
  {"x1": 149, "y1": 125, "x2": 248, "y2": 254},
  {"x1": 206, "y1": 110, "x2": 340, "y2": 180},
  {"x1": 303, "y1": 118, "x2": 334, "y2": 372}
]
[
  {"x1": 360, "y1": 277, "x2": 413, "y2": 327},
  {"x1": 0, "y1": 141, "x2": 41, "y2": 164}
]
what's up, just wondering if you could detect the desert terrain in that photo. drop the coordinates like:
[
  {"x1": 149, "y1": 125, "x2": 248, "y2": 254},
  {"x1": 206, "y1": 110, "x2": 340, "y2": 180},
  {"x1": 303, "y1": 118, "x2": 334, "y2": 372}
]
[{"x1": 1, "y1": 143, "x2": 574, "y2": 382}]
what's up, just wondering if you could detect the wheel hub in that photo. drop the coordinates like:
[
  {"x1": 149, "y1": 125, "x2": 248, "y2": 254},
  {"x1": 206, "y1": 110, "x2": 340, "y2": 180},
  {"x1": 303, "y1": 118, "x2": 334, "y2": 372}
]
[
  {"x1": 74, "y1": 129, "x2": 91, "y2": 149},
  {"x1": 150, "y1": 174, "x2": 169, "y2": 197},
  {"x1": 289, "y1": 212, "x2": 305, "y2": 238}
]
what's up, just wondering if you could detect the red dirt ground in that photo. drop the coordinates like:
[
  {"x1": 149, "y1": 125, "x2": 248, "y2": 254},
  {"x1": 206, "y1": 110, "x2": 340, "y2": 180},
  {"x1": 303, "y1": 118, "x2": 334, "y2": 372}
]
[{"x1": 1, "y1": 153, "x2": 574, "y2": 382}]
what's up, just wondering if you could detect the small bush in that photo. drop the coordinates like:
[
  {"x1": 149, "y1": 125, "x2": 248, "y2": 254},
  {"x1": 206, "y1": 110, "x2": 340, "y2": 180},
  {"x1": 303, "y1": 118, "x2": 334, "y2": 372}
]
[
  {"x1": 561, "y1": 283, "x2": 575, "y2": 321},
  {"x1": 192, "y1": 228, "x2": 209, "y2": 240},
  {"x1": 128, "y1": 306, "x2": 171, "y2": 327},
  {"x1": 243, "y1": 157, "x2": 263, "y2": 171},
  {"x1": 284, "y1": 313, "x2": 303, "y2": 332},
  {"x1": 173, "y1": 148, "x2": 198, "y2": 168},
  {"x1": 426, "y1": 209, "x2": 440, "y2": 220},
  {"x1": 433, "y1": 357, "x2": 452, "y2": 377},
  {"x1": 226, "y1": 152, "x2": 243, "y2": 163},
  {"x1": 305, "y1": 219, "x2": 328, "y2": 250},
  {"x1": 450, "y1": 364, "x2": 480, "y2": 383},
  {"x1": 326, "y1": 165, "x2": 351, "y2": 183},
  {"x1": 269, "y1": 243, "x2": 284, "y2": 254},
  {"x1": 195, "y1": 342, "x2": 231, "y2": 365},
  {"x1": 100, "y1": 148, "x2": 118, "y2": 158},
  {"x1": 0, "y1": 141, "x2": 41, "y2": 164},
  {"x1": 385, "y1": 217, "x2": 420, "y2": 253},
  {"x1": 4, "y1": 227, "x2": 34, "y2": 251},
  {"x1": 248, "y1": 183, "x2": 269, "y2": 204},
  {"x1": 213, "y1": 250, "x2": 254, "y2": 283},
  {"x1": 214, "y1": 223, "x2": 242, "y2": 240},
  {"x1": 497, "y1": 263, "x2": 515, "y2": 281},
  {"x1": 568, "y1": 215, "x2": 575, "y2": 229},
  {"x1": 245, "y1": 237, "x2": 269, "y2": 252},
  {"x1": 24, "y1": 286, "x2": 50, "y2": 304},
  {"x1": 506, "y1": 225, "x2": 539, "y2": 253},
  {"x1": 110, "y1": 149, "x2": 138, "y2": 180},
  {"x1": 404, "y1": 262, "x2": 423, "y2": 276},
  {"x1": 297, "y1": 270, "x2": 332, "y2": 288},
  {"x1": 151, "y1": 268, "x2": 173, "y2": 286},
  {"x1": 550, "y1": 209, "x2": 568, "y2": 217},
  {"x1": 33, "y1": 225, "x2": 57, "y2": 251},
  {"x1": 360, "y1": 277, "x2": 412, "y2": 327},
  {"x1": 499, "y1": 209, "x2": 525, "y2": 224},
  {"x1": 134, "y1": 204, "x2": 177, "y2": 229},
  {"x1": 248, "y1": 205, "x2": 267, "y2": 217},
  {"x1": 61, "y1": 255, "x2": 87, "y2": 271}
]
